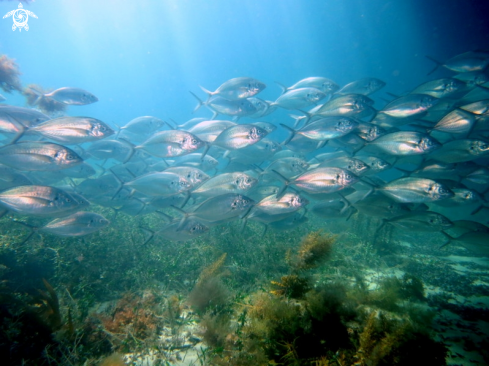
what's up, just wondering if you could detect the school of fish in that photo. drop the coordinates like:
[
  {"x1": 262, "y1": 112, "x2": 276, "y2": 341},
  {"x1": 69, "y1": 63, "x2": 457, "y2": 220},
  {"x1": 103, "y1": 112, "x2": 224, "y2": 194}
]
[{"x1": 1, "y1": 50, "x2": 489, "y2": 255}]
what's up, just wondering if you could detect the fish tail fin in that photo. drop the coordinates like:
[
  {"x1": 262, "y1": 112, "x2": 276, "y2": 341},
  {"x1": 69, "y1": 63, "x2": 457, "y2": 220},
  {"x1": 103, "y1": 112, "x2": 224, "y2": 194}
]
[
  {"x1": 12, "y1": 218, "x2": 37, "y2": 245},
  {"x1": 289, "y1": 112, "x2": 309, "y2": 128},
  {"x1": 199, "y1": 85, "x2": 214, "y2": 102},
  {"x1": 425, "y1": 55, "x2": 442, "y2": 75},
  {"x1": 200, "y1": 142, "x2": 210, "y2": 161},
  {"x1": 275, "y1": 81, "x2": 288, "y2": 94},
  {"x1": 109, "y1": 168, "x2": 125, "y2": 200},
  {"x1": 271, "y1": 169, "x2": 290, "y2": 199},
  {"x1": 166, "y1": 119, "x2": 177, "y2": 130},
  {"x1": 440, "y1": 231, "x2": 455, "y2": 248},
  {"x1": 139, "y1": 226, "x2": 155, "y2": 245},
  {"x1": 26, "y1": 86, "x2": 44, "y2": 105},
  {"x1": 373, "y1": 219, "x2": 387, "y2": 237},
  {"x1": 114, "y1": 123, "x2": 122, "y2": 139},
  {"x1": 117, "y1": 137, "x2": 136, "y2": 163},
  {"x1": 280, "y1": 123, "x2": 296, "y2": 145},
  {"x1": 190, "y1": 91, "x2": 204, "y2": 113},
  {"x1": 170, "y1": 205, "x2": 189, "y2": 231}
]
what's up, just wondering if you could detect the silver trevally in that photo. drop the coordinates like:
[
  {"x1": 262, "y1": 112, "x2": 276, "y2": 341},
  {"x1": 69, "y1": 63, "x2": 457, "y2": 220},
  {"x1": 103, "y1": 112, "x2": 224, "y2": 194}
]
[
  {"x1": 249, "y1": 192, "x2": 308, "y2": 220},
  {"x1": 40, "y1": 212, "x2": 110, "y2": 237},
  {"x1": 0, "y1": 185, "x2": 80, "y2": 216},
  {"x1": 282, "y1": 116, "x2": 358, "y2": 144},
  {"x1": 188, "y1": 120, "x2": 237, "y2": 143},
  {"x1": 0, "y1": 105, "x2": 50, "y2": 134},
  {"x1": 175, "y1": 193, "x2": 255, "y2": 228},
  {"x1": 378, "y1": 177, "x2": 454, "y2": 203},
  {"x1": 366, "y1": 131, "x2": 441, "y2": 156},
  {"x1": 200, "y1": 77, "x2": 266, "y2": 100},
  {"x1": 430, "y1": 109, "x2": 475, "y2": 135},
  {"x1": 276, "y1": 77, "x2": 339, "y2": 94},
  {"x1": 192, "y1": 172, "x2": 257, "y2": 197},
  {"x1": 337, "y1": 78, "x2": 386, "y2": 96},
  {"x1": 271, "y1": 87, "x2": 327, "y2": 110},
  {"x1": 123, "y1": 171, "x2": 191, "y2": 197},
  {"x1": 27, "y1": 116, "x2": 114, "y2": 144},
  {"x1": 191, "y1": 93, "x2": 257, "y2": 120},
  {"x1": 380, "y1": 94, "x2": 439, "y2": 118},
  {"x1": 41, "y1": 87, "x2": 98, "y2": 105},
  {"x1": 0, "y1": 141, "x2": 83, "y2": 171},
  {"x1": 382, "y1": 211, "x2": 453, "y2": 232},
  {"x1": 212, "y1": 124, "x2": 269, "y2": 150},
  {"x1": 411, "y1": 78, "x2": 466, "y2": 99},
  {"x1": 136, "y1": 130, "x2": 205, "y2": 158},
  {"x1": 87, "y1": 139, "x2": 134, "y2": 162},
  {"x1": 163, "y1": 166, "x2": 209, "y2": 188},
  {"x1": 120, "y1": 116, "x2": 167, "y2": 135},
  {"x1": 429, "y1": 139, "x2": 489, "y2": 163},
  {"x1": 426, "y1": 51, "x2": 489, "y2": 75}
]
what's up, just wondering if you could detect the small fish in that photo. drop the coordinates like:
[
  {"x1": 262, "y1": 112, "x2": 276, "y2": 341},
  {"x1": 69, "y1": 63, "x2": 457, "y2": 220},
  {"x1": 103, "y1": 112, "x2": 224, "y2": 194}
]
[
  {"x1": 354, "y1": 122, "x2": 387, "y2": 142},
  {"x1": 274, "y1": 167, "x2": 359, "y2": 197},
  {"x1": 170, "y1": 153, "x2": 218, "y2": 172},
  {"x1": 277, "y1": 77, "x2": 339, "y2": 94},
  {"x1": 120, "y1": 116, "x2": 167, "y2": 135},
  {"x1": 212, "y1": 124, "x2": 269, "y2": 150},
  {"x1": 87, "y1": 139, "x2": 134, "y2": 162},
  {"x1": 426, "y1": 51, "x2": 489, "y2": 75},
  {"x1": 191, "y1": 94, "x2": 258, "y2": 119},
  {"x1": 430, "y1": 109, "x2": 476, "y2": 135},
  {"x1": 174, "y1": 193, "x2": 255, "y2": 228},
  {"x1": 318, "y1": 156, "x2": 370, "y2": 176},
  {"x1": 411, "y1": 78, "x2": 466, "y2": 98},
  {"x1": 27, "y1": 116, "x2": 114, "y2": 144},
  {"x1": 0, "y1": 105, "x2": 50, "y2": 134},
  {"x1": 366, "y1": 131, "x2": 441, "y2": 156},
  {"x1": 0, "y1": 185, "x2": 80, "y2": 216},
  {"x1": 41, "y1": 87, "x2": 98, "y2": 105},
  {"x1": 337, "y1": 78, "x2": 386, "y2": 96},
  {"x1": 188, "y1": 120, "x2": 237, "y2": 143},
  {"x1": 163, "y1": 166, "x2": 209, "y2": 188},
  {"x1": 314, "y1": 94, "x2": 374, "y2": 118},
  {"x1": 0, "y1": 141, "x2": 83, "y2": 171},
  {"x1": 378, "y1": 177, "x2": 454, "y2": 203},
  {"x1": 200, "y1": 77, "x2": 266, "y2": 100},
  {"x1": 354, "y1": 193, "x2": 410, "y2": 218},
  {"x1": 143, "y1": 218, "x2": 209, "y2": 243},
  {"x1": 429, "y1": 139, "x2": 489, "y2": 163},
  {"x1": 123, "y1": 171, "x2": 191, "y2": 197},
  {"x1": 380, "y1": 94, "x2": 439, "y2": 118},
  {"x1": 136, "y1": 130, "x2": 205, "y2": 158},
  {"x1": 442, "y1": 231, "x2": 489, "y2": 257},
  {"x1": 40, "y1": 212, "x2": 110, "y2": 237},
  {"x1": 248, "y1": 193, "x2": 308, "y2": 223},
  {"x1": 192, "y1": 172, "x2": 257, "y2": 197},
  {"x1": 459, "y1": 99, "x2": 489, "y2": 115},
  {"x1": 272, "y1": 87, "x2": 326, "y2": 110},
  {"x1": 382, "y1": 211, "x2": 453, "y2": 232},
  {"x1": 356, "y1": 156, "x2": 391, "y2": 175},
  {"x1": 282, "y1": 116, "x2": 358, "y2": 144}
]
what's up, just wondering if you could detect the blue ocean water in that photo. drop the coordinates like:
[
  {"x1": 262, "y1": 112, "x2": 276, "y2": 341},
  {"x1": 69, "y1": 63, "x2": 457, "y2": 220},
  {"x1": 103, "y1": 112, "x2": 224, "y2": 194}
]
[{"x1": 1, "y1": 0, "x2": 488, "y2": 124}]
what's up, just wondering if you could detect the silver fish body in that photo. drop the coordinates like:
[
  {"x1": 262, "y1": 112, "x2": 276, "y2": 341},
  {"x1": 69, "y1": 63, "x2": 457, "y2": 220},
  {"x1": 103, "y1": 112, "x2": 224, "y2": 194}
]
[
  {"x1": 41, "y1": 212, "x2": 109, "y2": 237},
  {"x1": 44, "y1": 87, "x2": 98, "y2": 105},
  {"x1": 192, "y1": 172, "x2": 257, "y2": 196},
  {"x1": 290, "y1": 167, "x2": 359, "y2": 194},
  {"x1": 137, "y1": 130, "x2": 204, "y2": 158},
  {"x1": 121, "y1": 116, "x2": 167, "y2": 135},
  {"x1": 200, "y1": 77, "x2": 266, "y2": 100},
  {"x1": 429, "y1": 139, "x2": 489, "y2": 163},
  {"x1": 213, "y1": 124, "x2": 268, "y2": 150},
  {"x1": 28, "y1": 116, "x2": 114, "y2": 144},
  {"x1": 272, "y1": 87, "x2": 326, "y2": 110},
  {"x1": 0, "y1": 141, "x2": 83, "y2": 171},
  {"x1": 337, "y1": 78, "x2": 386, "y2": 96},
  {"x1": 367, "y1": 131, "x2": 441, "y2": 156},
  {"x1": 379, "y1": 177, "x2": 454, "y2": 203},
  {"x1": 381, "y1": 94, "x2": 438, "y2": 118},
  {"x1": 0, "y1": 185, "x2": 80, "y2": 216}
]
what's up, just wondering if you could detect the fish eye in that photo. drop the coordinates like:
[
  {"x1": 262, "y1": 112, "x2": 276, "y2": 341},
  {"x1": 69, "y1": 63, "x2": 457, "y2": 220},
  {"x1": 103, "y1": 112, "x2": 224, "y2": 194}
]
[{"x1": 100, "y1": 125, "x2": 107, "y2": 131}]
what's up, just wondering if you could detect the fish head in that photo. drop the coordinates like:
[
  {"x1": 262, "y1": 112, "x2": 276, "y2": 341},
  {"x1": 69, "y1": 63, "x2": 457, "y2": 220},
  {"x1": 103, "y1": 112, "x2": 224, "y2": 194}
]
[
  {"x1": 428, "y1": 214, "x2": 452, "y2": 228},
  {"x1": 419, "y1": 136, "x2": 441, "y2": 153},
  {"x1": 306, "y1": 89, "x2": 326, "y2": 103},
  {"x1": 81, "y1": 91, "x2": 99, "y2": 104},
  {"x1": 470, "y1": 140, "x2": 489, "y2": 155},
  {"x1": 321, "y1": 80, "x2": 339, "y2": 93},
  {"x1": 236, "y1": 174, "x2": 258, "y2": 190},
  {"x1": 239, "y1": 99, "x2": 258, "y2": 113},
  {"x1": 247, "y1": 80, "x2": 266, "y2": 97},
  {"x1": 336, "y1": 118, "x2": 357, "y2": 132},
  {"x1": 371, "y1": 158, "x2": 391, "y2": 171},
  {"x1": 231, "y1": 194, "x2": 255, "y2": 211},
  {"x1": 187, "y1": 221, "x2": 209, "y2": 235},
  {"x1": 291, "y1": 194, "x2": 309, "y2": 208},
  {"x1": 338, "y1": 170, "x2": 359, "y2": 186},
  {"x1": 368, "y1": 78, "x2": 386, "y2": 93},
  {"x1": 56, "y1": 148, "x2": 83, "y2": 167},
  {"x1": 365, "y1": 125, "x2": 386, "y2": 142},
  {"x1": 348, "y1": 159, "x2": 370, "y2": 175},
  {"x1": 249, "y1": 126, "x2": 268, "y2": 142},
  {"x1": 182, "y1": 134, "x2": 204, "y2": 151},
  {"x1": 87, "y1": 215, "x2": 110, "y2": 229},
  {"x1": 430, "y1": 183, "x2": 454, "y2": 200},
  {"x1": 91, "y1": 121, "x2": 115, "y2": 138},
  {"x1": 419, "y1": 95, "x2": 438, "y2": 109}
]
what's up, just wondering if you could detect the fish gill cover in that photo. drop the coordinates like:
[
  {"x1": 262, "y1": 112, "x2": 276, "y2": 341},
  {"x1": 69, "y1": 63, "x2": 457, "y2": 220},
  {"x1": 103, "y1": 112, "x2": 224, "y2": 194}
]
[{"x1": 0, "y1": 0, "x2": 489, "y2": 365}]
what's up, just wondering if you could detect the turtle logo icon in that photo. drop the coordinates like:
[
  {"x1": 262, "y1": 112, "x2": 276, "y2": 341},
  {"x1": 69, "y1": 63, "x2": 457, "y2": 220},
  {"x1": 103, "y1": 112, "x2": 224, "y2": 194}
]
[{"x1": 3, "y1": 3, "x2": 38, "y2": 32}]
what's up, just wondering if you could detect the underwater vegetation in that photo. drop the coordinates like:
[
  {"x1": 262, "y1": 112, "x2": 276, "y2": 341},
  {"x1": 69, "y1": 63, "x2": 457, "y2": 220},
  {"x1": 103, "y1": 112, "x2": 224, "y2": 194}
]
[
  {"x1": 23, "y1": 83, "x2": 67, "y2": 115},
  {"x1": 191, "y1": 232, "x2": 448, "y2": 366},
  {"x1": 0, "y1": 54, "x2": 22, "y2": 93}
]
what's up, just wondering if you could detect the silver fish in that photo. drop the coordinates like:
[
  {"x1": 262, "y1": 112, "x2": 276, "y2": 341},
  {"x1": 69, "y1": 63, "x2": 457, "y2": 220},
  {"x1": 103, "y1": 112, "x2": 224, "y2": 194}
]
[
  {"x1": 384, "y1": 211, "x2": 453, "y2": 232},
  {"x1": 277, "y1": 77, "x2": 339, "y2": 94},
  {"x1": 443, "y1": 231, "x2": 489, "y2": 257},
  {"x1": 192, "y1": 94, "x2": 258, "y2": 119},
  {"x1": 0, "y1": 105, "x2": 50, "y2": 134},
  {"x1": 282, "y1": 116, "x2": 358, "y2": 144},
  {"x1": 427, "y1": 51, "x2": 489, "y2": 75},
  {"x1": 337, "y1": 78, "x2": 386, "y2": 96},
  {"x1": 200, "y1": 77, "x2": 266, "y2": 100},
  {"x1": 430, "y1": 109, "x2": 475, "y2": 135},
  {"x1": 314, "y1": 94, "x2": 374, "y2": 117},
  {"x1": 380, "y1": 94, "x2": 438, "y2": 118},
  {"x1": 41, "y1": 212, "x2": 109, "y2": 237},
  {"x1": 192, "y1": 172, "x2": 257, "y2": 197},
  {"x1": 27, "y1": 116, "x2": 114, "y2": 144},
  {"x1": 272, "y1": 87, "x2": 326, "y2": 110},
  {"x1": 188, "y1": 120, "x2": 236, "y2": 143},
  {"x1": 367, "y1": 131, "x2": 440, "y2": 156},
  {"x1": 379, "y1": 177, "x2": 454, "y2": 203},
  {"x1": 0, "y1": 185, "x2": 80, "y2": 216},
  {"x1": 42, "y1": 87, "x2": 98, "y2": 105},
  {"x1": 124, "y1": 171, "x2": 191, "y2": 197},
  {"x1": 411, "y1": 78, "x2": 466, "y2": 98},
  {"x1": 429, "y1": 139, "x2": 489, "y2": 163},
  {"x1": 137, "y1": 130, "x2": 205, "y2": 158},
  {"x1": 0, "y1": 141, "x2": 83, "y2": 171},
  {"x1": 213, "y1": 124, "x2": 268, "y2": 150},
  {"x1": 120, "y1": 116, "x2": 167, "y2": 135},
  {"x1": 87, "y1": 139, "x2": 134, "y2": 162},
  {"x1": 318, "y1": 156, "x2": 370, "y2": 176},
  {"x1": 163, "y1": 166, "x2": 209, "y2": 188},
  {"x1": 249, "y1": 192, "x2": 308, "y2": 219}
]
